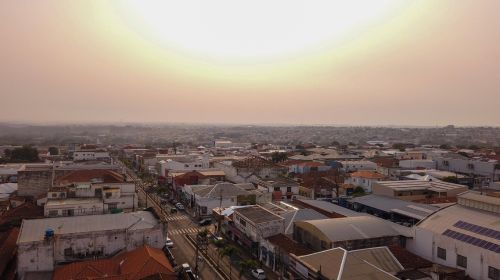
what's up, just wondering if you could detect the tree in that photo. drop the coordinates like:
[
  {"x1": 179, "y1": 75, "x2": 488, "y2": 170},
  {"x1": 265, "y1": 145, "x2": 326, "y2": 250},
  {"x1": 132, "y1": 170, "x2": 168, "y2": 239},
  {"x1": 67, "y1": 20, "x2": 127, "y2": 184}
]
[
  {"x1": 271, "y1": 152, "x2": 287, "y2": 163},
  {"x1": 392, "y1": 143, "x2": 406, "y2": 152},
  {"x1": 48, "y1": 147, "x2": 59, "y2": 155},
  {"x1": 211, "y1": 239, "x2": 225, "y2": 267},
  {"x1": 239, "y1": 259, "x2": 259, "y2": 278},
  {"x1": 352, "y1": 186, "x2": 366, "y2": 197},
  {"x1": 8, "y1": 146, "x2": 40, "y2": 162},
  {"x1": 220, "y1": 245, "x2": 238, "y2": 279}
]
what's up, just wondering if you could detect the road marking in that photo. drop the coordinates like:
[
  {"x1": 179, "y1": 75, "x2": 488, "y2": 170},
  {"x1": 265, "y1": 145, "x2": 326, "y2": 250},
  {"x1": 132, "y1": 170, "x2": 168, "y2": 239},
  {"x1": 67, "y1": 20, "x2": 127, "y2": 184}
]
[
  {"x1": 165, "y1": 215, "x2": 189, "y2": 221},
  {"x1": 169, "y1": 227, "x2": 200, "y2": 235}
]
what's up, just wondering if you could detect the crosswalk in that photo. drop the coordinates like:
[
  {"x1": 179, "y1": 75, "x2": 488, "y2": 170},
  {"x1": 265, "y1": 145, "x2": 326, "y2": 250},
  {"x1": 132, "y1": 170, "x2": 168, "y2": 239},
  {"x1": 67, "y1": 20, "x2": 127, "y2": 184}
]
[
  {"x1": 168, "y1": 227, "x2": 200, "y2": 235},
  {"x1": 164, "y1": 214, "x2": 189, "y2": 222}
]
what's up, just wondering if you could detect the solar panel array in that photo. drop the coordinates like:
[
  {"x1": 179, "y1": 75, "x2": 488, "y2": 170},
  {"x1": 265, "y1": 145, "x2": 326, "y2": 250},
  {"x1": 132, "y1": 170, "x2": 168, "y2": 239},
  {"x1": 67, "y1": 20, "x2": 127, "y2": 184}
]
[
  {"x1": 442, "y1": 229, "x2": 500, "y2": 253},
  {"x1": 453, "y1": 221, "x2": 500, "y2": 241}
]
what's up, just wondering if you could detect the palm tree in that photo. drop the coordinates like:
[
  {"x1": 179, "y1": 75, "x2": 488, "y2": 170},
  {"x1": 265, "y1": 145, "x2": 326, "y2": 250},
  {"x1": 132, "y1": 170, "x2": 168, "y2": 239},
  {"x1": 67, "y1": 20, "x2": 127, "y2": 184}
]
[
  {"x1": 220, "y1": 245, "x2": 238, "y2": 279},
  {"x1": 211, "y1": 239, "x2": 225, "y2": 267},
  {"x1": 238, "y1": 259, "x2": 259, "y2": 279}
]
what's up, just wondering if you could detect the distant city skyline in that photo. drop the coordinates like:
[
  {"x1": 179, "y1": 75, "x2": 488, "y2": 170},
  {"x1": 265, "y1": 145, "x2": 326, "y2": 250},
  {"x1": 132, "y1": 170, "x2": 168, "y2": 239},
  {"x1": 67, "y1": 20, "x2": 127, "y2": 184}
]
[{"x1": 1, "y1": 0, "x2": 499, "y2": 126}]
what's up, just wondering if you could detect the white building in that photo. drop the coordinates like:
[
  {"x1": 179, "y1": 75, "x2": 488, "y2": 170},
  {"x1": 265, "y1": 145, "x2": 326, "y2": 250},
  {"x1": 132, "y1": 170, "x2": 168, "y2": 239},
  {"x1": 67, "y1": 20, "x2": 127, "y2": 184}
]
[
  {"x1": 339, "y1": 160, "x2": 377, "y2": 172},
  {"x1": 44, "y1": 170, "x2": 138, "y2": 217},
  {"x1": 407, "y1": 192, "x2": 500, "y2": 280},
  {"x1": 157, "y1": 155, "x2": 209, "y2": 177},
  {"x1": 434, "y1": 154, "x2": 500, "y2": 184},
  {"x1": 185, "y1": 182, "x2": 255, "y2": 217},
  {"x1": 399, "y1": 159, "x2": 437, "y2": 170},
  {"x1": 17, "y1": 211, "x2": 165, "y2": 278},
  {"x1": 73, "y1": 150, "x2": 110, "y2": 162},
  {"x1": 233, "y1": 205, "x2": 285, "y2": 243},
  {"x1": 344, "y1": 171, "x2": 387, "y2": 192}
]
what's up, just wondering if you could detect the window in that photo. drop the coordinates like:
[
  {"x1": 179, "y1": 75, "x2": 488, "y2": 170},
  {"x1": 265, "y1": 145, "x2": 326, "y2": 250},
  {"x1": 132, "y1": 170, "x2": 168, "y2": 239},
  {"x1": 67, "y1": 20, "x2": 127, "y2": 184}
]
[
  {"x1": 64, "y1": 247, "x2": 73, "y2": 256},
  {"x1": 467, "y1": 163, "x2": 474, "y2": 170},
  {"x1": 48, "y1": 210, "x2": 58, "y2": 216},
  {"x1": 489, "y1": 266, "x2": 500, "y2": 280},
  {"x1": 51, "y1": 193, "x2": 57, "y2": 198},
  {"x1": 287, "y1": 187, "x2": 292, "y2": 192},
  {"x1": 437, "y1": 247, "x2": 446, "y2": 260},
  {"x1": 456, "y1": 254, "x2": 467, "y2": 268},
  {"x1": 240, "y1": 219, "x2": 247, "y2": 227},
  {"x1": 274, "y1": 187, "x2": 280, "y2": 191}
]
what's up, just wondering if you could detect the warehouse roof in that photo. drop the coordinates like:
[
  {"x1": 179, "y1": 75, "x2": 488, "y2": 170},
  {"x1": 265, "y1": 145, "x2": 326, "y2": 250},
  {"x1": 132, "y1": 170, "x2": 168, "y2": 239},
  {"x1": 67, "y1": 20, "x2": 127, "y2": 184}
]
[
  {"x1": 295, "y1": 216, "x2": 403, "y2": 242},
  {"x1": 281, "y1": 208, "x2": 327, "y2": 234},
  {"x1": 293, "y1": 246, "x2": 402, "y2": 280},
  {"x1": 375, "y1": 180, "x2": 466, "y2": 192},
  {"x1": 296, "y1": 199, "x2": 368, "y2": 217},
  {"x1": 351, "y1": 194, "x2": 438, "y2": 220},
  {"x1": 18, "y1": 211, "x2": 158, "y2": 243}
]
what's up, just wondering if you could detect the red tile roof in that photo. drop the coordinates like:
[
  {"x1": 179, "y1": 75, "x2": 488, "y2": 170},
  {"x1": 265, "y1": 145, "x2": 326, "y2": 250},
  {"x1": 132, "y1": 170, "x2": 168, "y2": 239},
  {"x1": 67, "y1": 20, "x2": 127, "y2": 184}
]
[
  {"x1": 53, "y1": 246, "x2": 176, "y2": 280},
  {"x1": 0, "y1": 202, "x2": 43, "y2": 227},
  {"x1": 349, "y1": 171, "x2": 386, "y2": 179},
  {"x1": 55, "y1": 170, "x2": 126, "y2": 185}
]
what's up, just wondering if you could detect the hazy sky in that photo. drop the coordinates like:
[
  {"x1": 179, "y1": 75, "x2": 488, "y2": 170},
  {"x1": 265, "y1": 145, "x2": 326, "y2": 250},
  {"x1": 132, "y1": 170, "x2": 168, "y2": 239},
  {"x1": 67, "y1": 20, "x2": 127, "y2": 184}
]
[{"x1": 1, "y1": 0, "x2": 499, "y2": 126}]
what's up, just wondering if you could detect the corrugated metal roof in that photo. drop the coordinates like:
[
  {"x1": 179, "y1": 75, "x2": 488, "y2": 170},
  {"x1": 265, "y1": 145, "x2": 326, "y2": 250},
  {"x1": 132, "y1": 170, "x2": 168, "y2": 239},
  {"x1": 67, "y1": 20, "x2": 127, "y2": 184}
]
[
  {"x1": 418, "y1": 203, "x2": 500, "y2": 245},
  {"x1": 297, "y1": 199, "x2": 368, "y2": 217},
  {"x1": 351, "y1": 194, "x2": 438, "y2": 220},
  {"x1": 18, "y1": 211, "x2": 158, "y2": 244},
  {"x1": 296, "y1": 216, "x2": 402, "y2": 242},
  {"x1": 282, "y1": 209, "x2": 327, "y2": 234}
]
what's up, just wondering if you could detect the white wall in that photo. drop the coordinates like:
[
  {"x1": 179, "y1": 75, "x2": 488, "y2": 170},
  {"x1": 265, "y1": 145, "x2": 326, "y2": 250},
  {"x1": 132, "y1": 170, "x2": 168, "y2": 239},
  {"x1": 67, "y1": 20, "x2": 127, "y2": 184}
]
[{"x1": 407, "y1": 227, "x2": 500, "y2": 280}]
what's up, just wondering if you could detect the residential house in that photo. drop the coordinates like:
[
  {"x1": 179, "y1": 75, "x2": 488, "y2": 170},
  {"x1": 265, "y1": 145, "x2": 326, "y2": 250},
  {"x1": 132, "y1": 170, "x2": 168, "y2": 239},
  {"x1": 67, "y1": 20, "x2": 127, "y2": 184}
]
[
  {"x1": 231, "y1": 205, "x2": 285, "y2": 256},
  {"x1": 339, "y1": 160, "x2": 377, "y2": 172},
  {"x1": 52, "y1": 245, "x2": 176, "y2": 280},
  {"x1": 255, "y1": 177, "x2": 300, "y2": 200},
  {"x1": 185, "y1": 182, "x2": 256, "y2": 217},
  {"x1": 344, "y1": 171, "x2": 387, "y2": 192},
  {"x1": 17, "y1": 211, "x2": 165, "y2": 278}
]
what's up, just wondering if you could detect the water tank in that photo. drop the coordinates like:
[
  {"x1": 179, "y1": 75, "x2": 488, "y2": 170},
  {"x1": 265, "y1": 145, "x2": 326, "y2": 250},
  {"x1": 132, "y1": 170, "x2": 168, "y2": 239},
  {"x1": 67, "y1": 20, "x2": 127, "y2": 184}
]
[{"x1": 45, "y1": 228, "x2": 54, "y2": 238}]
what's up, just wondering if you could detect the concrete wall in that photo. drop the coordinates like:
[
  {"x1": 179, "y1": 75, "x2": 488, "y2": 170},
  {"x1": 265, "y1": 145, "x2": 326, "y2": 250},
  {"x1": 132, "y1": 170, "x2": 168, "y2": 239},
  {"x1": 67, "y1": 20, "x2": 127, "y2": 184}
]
[
  {"x1": 407, "y1": 227, "x2": 500, "y2": 280},
  {"x1": 17, "y1": 169, "x2": 52, "y2": 197},
  {"x1": 17, "y1": 226, "x2": 164, "y2": 278}
]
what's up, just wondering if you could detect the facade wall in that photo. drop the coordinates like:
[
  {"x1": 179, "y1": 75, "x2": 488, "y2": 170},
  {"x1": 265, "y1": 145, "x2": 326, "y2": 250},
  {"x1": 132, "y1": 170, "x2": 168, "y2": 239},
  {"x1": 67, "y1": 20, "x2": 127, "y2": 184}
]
[
  {"x1": 399, "y1": 160, "x2": 436, "y2": 169},
  {"x1": 17, "y1": 226, "x2": 164, "y2": 278},
  {"x1": 17, "y1": 169, "x2": 52, "y2": 197},
  {"x1": 407, "y1": 227, "x2": 500, "y2": 280},
  {"x1": 234, "y1": 212, "x2": 284, "y2": 242},
  {"x1": 44, "y1": 201, "x2": 104, "y2": 217}
]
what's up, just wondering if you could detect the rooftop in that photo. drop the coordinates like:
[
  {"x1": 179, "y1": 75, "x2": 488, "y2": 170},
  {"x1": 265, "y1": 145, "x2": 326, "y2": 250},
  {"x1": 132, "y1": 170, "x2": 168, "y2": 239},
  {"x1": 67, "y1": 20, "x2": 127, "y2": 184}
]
[
  {"x1": 18, "y1": 211, "x2": 158, "y2": 243},
  {"x1": 295, "y1": 199, "x2": 368, "y2": 218},
  {"x1": 374, "y1": 180, "x2": 467, "y2": 192},
  {"x1": 190, "y1": 182, "x2": 251, "y2": 198},
  {"x1": 53, "y1": 245, "x2": 176, "y2": 280},
  {"x1": 295, "y1": 216, "x2": 404, "y2": 242},
  {"x1": 351, "y1": 194, "x2": 439, "y2": 220},
  {"x1": 266, "y1": 234, "x2": 313, "y2": 256},
  {"x1": 55, "y1": 169, "x2": 127, "y2": 185},
  {"x1": 281, "y1": 208, "x2": 327, "y2": 234},
  {"x1": 45, "y1": 197, "x2": 103, "y2": 207},
  {"x1": 293, "y1": 246, "x2": 402, "y2": 280},
  {"x1": 234, "y1": 205, "x2": 284, "y2": 224},
  {"x1": 349, "y1": 171, "x2": 386, "y2": 179}
]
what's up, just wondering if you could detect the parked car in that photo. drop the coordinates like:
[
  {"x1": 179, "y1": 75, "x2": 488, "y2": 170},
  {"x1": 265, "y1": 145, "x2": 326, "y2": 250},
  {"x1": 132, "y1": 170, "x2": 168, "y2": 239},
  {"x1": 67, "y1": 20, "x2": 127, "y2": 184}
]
[
  {"x1": 198, "y1": 218, "x2": 212, "y2": 226},
  {"x1": 165, "y1": 237, "x2": 174, "y2": 248},
  {"x1": 163, "y1": 246, "x2": 176, "y2": 267},
  {"x1": 251, "y1": 269, "x2": 266, "y2": 279},
  {"x1": 175, "y1": 203, "x2": 185, "y2": 210}
]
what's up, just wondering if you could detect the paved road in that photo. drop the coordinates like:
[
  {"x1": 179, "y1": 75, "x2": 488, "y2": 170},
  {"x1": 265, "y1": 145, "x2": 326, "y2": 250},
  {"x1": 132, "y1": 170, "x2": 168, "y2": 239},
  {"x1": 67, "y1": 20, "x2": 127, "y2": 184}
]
[{"x1": 119, "y1": 160, "x2": 221, "y2": 280}]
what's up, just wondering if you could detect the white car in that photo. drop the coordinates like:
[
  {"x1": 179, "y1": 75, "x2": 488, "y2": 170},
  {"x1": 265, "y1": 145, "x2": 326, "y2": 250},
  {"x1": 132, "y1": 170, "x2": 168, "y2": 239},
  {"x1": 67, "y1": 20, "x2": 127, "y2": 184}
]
[
  {"x1": 175, "y1": 203, "x2": 185, "y2": 210},
  {"x1": 165, "y1": 237, "x2": 173, "y2": 248},
  {"x1": 251, "y1": 269, "x2": 266, "y2": 279}
]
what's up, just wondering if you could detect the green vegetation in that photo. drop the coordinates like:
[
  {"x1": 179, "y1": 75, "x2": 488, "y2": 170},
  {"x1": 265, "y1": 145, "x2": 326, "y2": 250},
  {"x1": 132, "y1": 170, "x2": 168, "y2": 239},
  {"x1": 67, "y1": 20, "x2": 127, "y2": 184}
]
[
  {"x1": 239, "y1": 259, "x2": 259, "y2": 278},
  {"x1": 2, "y1": 145, "x2": 40, "y2": 162},
  {"x1": 352, "y1": 186, "x2": 366, "y2": 197},
  {"x1": 271, "y1": 152, "x2": 288, "y2": 163}
]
